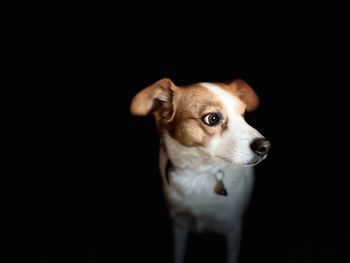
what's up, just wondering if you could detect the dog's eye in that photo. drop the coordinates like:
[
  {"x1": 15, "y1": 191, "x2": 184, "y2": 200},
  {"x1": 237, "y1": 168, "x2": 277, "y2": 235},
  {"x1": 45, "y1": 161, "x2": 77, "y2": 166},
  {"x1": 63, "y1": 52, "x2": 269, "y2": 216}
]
[{"x1": 202, "y1": 113, "x2": 221, "y2": 126}]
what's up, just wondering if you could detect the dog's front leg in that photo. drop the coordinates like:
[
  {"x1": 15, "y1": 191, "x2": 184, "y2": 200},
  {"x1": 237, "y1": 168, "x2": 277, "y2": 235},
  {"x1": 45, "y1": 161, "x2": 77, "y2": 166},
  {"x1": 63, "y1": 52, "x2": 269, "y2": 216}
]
[
  {"x1": 225, "y1": 222, "x2": 242, "y2": 263},
  {"x1": 173, "y1": 224, "x2": 188, "y2": 263}
]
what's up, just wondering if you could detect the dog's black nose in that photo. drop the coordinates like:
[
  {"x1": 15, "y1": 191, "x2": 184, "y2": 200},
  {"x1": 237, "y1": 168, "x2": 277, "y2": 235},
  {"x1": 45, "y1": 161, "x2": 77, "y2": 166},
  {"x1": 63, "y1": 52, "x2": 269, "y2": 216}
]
[{"x1": 250, "y1": 138, "x2": 271, "y2": 156}]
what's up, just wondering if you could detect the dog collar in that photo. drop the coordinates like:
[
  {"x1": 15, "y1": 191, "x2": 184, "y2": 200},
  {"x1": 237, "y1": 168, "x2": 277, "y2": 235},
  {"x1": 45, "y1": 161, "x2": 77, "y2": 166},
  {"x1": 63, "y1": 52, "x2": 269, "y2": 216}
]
[{"x1": 165, "y1": 160, "x2": 228, "y2": 196}]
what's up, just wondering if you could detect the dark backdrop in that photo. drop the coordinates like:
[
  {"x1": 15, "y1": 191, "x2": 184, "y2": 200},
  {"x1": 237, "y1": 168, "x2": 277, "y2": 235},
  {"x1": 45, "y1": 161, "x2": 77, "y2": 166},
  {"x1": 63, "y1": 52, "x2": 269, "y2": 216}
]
[{"x1": 8, "y1": 3, "x2": 349, "y2": 263}]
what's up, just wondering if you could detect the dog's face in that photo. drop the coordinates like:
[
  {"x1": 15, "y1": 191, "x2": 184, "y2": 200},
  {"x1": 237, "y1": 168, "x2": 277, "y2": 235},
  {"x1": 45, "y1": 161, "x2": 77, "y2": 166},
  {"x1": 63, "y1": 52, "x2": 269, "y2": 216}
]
[{"x1": 131, "y1": 78, "x2": 270, "y2": 167}]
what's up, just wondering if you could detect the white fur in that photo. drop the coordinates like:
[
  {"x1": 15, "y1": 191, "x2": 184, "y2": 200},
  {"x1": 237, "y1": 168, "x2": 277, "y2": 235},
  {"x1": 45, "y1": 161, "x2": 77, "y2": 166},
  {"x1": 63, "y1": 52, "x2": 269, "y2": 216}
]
[
  {"x1": 163, "y1": 132, "x2": 254, "y2": 234},
  {"x1": 201, "y1": 82, "x2": 264, "y2": 165},
  {"x1": 157, "y1": 82, "x2": 268, "y2": 263}
]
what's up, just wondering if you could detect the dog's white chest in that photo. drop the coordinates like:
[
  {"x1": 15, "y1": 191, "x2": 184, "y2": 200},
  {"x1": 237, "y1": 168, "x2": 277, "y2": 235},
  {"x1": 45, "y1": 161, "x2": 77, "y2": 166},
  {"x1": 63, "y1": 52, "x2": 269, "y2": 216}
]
[{"x1": 165, "y1": 165, "x2": 254, "y2": 234}]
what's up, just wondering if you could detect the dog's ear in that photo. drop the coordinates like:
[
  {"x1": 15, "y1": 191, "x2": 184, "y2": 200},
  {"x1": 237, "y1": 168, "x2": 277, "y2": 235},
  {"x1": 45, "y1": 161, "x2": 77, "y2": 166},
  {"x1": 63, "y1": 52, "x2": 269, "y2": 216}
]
[
  {"x1": 227, "y1": 79, "x2": 259, "y2": 112},
  {"x1": 130, "y1": 78, "x2": 177, "y2": 120}
]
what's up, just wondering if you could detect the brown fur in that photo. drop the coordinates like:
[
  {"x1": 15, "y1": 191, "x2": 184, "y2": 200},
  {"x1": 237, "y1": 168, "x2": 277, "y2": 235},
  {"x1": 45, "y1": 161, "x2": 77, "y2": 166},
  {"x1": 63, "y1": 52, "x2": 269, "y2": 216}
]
[
  {"x1": 130, "y1": 78, "x2": 259, "y2": 147},
  {"x1": 166, "y1": 84, "x2": 231, "y2": 147}
]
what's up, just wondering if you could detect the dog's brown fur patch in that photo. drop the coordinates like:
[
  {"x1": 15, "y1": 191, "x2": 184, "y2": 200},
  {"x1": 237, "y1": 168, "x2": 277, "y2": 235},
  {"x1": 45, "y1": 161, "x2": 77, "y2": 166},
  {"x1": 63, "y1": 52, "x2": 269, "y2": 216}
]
[
  {"x1": 164, "y1": 84, "x2": 227, "y2": 147},
  {"x1": 131, "y1": 78, "x2": 258, "y2": 148}
]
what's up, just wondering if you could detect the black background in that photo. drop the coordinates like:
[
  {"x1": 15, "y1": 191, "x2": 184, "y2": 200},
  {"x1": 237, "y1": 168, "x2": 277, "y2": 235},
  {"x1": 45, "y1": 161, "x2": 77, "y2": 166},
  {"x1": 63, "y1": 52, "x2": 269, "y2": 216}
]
[{"x1": 8, "y1": 3, "x2": 349, "y2": 263}]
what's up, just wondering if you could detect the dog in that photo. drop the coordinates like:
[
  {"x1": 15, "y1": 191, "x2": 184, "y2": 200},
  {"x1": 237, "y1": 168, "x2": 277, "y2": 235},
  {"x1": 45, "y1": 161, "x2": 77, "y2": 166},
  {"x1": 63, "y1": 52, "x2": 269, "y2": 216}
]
[{"x1": 130, "y1": 78, "x2": 270, "y2": 263}]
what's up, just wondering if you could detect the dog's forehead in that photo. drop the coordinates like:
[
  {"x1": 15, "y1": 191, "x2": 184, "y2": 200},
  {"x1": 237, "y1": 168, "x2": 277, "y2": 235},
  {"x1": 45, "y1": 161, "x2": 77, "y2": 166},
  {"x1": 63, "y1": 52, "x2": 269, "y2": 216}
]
[
  {"x1": 177, "y1": 83, "x2": 220, "y2": 106},
  {"x1": 177, "y1": 82, "x2": 244, "y2": 112}
]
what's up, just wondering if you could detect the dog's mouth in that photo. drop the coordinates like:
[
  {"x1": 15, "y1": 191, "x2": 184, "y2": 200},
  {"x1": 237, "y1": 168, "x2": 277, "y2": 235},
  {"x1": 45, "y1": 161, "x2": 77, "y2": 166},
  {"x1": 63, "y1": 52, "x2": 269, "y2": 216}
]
[
  {"x1": 242, "y1": 154, "x2": 268, "y2": 167},
  {"x1": 216, "y1": 154, "x2": 267, "y2": 167}
]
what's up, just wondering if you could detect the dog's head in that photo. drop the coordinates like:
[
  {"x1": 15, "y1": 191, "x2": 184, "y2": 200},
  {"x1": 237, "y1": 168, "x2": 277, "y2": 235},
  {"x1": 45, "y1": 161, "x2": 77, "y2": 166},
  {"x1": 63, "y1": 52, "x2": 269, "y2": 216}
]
[{"x1": 130, "y1": 78, "x2": 270, "y2": 167}]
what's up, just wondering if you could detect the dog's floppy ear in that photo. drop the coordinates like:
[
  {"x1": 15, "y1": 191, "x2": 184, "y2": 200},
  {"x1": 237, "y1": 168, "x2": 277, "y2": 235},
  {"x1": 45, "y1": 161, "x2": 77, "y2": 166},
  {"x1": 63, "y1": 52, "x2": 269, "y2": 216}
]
[
  {"x1": 130, "y1": 78, "x2": 177, "y2": 120},
  {"x1": 227, "y1": 79, "x2": 259, "y2": 112}
]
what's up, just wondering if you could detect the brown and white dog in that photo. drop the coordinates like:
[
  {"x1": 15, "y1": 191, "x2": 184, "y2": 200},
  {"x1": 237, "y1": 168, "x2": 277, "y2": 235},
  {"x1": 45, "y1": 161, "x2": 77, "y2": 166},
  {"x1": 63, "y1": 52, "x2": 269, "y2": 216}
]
[{"x1": 130, "y1": 78, "x2": 270, "y2": 263}]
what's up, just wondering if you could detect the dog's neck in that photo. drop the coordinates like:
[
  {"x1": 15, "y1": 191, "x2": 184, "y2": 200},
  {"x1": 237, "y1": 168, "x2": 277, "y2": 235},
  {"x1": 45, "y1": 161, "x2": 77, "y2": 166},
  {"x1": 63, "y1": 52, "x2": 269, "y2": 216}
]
[
  {"x1": 163, "y1": 131, "x2": 226, "y2": 173},
  {"x1": 163, "y1": 131, "x2": 232, "y2": 196}
]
